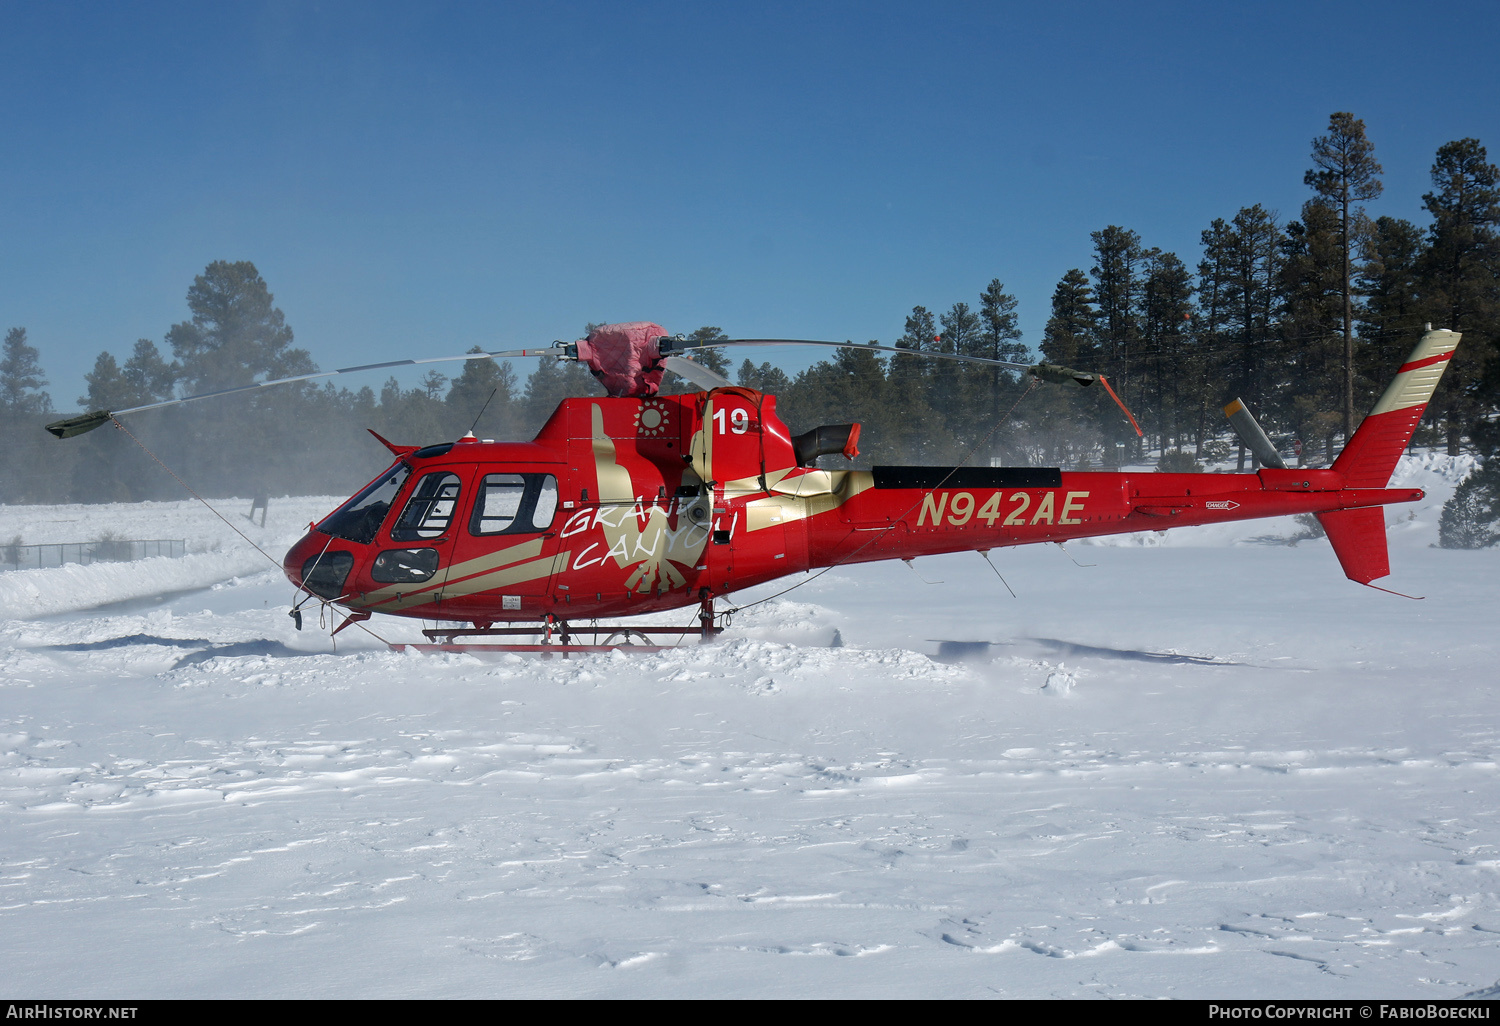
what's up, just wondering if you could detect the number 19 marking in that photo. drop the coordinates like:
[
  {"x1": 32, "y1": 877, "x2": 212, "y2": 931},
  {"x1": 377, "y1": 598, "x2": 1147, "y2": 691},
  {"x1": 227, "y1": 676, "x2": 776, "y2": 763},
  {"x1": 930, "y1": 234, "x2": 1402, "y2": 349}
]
[{"x1": 712, "y1": 407, "x2": 750, "y2": 435}]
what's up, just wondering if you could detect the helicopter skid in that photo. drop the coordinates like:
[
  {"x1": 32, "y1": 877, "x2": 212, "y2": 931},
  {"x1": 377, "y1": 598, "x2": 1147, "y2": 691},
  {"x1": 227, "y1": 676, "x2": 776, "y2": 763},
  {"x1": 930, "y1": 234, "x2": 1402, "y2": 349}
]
[
  {"x1": 392, "y1": 622, "x2": 722, "y2": 655},
  {"x1": 391, "y1": 642, "x2": 672, "y2": 655}
]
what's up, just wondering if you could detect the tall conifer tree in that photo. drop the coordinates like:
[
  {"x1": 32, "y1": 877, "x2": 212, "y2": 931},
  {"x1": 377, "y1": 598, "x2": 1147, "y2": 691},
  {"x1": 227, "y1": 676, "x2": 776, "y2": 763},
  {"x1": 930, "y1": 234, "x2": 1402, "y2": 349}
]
[
  {"x1": 891, "y1": 306, "x2": 938, "y2": 415},
  {"x1": 1356, "y1": 216, "x2": 1426, "y2": 398},
  {"x1": 1, "y1": 327, "x2": 51, "y2": 417},
  {"x1": 1090, "y1": 227, "x2": 1144, "y2": 391},
  {"x1": 1418, "y1": 139, "x2": 1500, "y2": 453},
  {"x1": 1194, "y1": 220, "x2": 1236, "y2": 458},
  {"x1": 979, "y1": 279, "x2": 1026, "y2": 366},
  {"x1": 1041, "y1": 270, "x2": 1098, "y2": 368},
  {"x1": 447, "y1": 347, "x2": 518, "y2": 439},
  {"x1": 1278, "y1": 201, "x2": 1346, "y2": 460},
  {"x1": 1305, "y1": 112, "x2": 1383, "y2": 440},
  {"x1": 1139, "y1": 250, "x2": 1194, "y2": 452}
]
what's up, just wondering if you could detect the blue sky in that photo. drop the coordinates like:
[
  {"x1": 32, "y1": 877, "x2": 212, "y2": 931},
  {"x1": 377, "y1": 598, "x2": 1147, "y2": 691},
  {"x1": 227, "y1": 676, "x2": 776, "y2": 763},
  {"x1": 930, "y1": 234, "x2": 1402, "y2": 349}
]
[{"x1": 3, "y1": 0, "x2": 1498, "y2": 408}]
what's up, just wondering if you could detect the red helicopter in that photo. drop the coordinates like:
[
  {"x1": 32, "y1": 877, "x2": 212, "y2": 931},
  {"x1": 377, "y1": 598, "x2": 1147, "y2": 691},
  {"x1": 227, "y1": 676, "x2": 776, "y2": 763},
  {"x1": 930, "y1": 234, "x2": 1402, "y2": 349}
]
[{"x1": 47, "y1": 321, "x2": 1459, "y2": 652}]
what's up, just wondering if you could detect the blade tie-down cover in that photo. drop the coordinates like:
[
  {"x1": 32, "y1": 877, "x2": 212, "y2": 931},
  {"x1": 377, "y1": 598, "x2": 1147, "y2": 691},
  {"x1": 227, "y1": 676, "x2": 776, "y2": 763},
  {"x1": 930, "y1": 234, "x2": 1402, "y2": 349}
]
[{"x1": 574, "y1": 322, "x2": 669, "y2": 397}]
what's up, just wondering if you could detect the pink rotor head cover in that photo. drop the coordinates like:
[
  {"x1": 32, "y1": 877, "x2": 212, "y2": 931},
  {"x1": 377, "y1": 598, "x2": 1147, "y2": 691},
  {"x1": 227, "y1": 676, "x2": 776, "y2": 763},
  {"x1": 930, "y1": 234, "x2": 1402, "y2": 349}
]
[{"x1": 574, "y1": 322, "x2": 669, "y2": 397}]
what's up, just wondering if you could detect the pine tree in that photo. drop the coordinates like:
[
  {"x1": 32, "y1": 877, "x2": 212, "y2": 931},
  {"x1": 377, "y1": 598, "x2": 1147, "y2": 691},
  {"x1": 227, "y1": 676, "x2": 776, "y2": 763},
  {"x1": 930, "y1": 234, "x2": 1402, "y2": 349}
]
[
  {"x1": 0, "y1": 327, "x2": 64, "y2": 502},
  {"x1": 121, "y1": 340, "x2": 176, "y2": 405},
  {"x1": 1305, "y1": 113, "x2": 1383, "y2": 440},
  {"x1": 1138, "y1": 249, "x2": 1195, "y2": 453},
  {"x1": 1418, "y1": 139, "x2": 1500, "y2": 454},
  {"x1": 447, "y1": 347, "x2": 518, "y2": 439},
  {"x1": 1191, "y1": 208, "x2": 1285, "y2": 469},
  {"x1": 1441, "y1": 417, "x2": 1500, "y2": 547},
  {"x1": 138, "y1": 262, "x2": 321, "y2": 496},
  {"x1": 685, "y1": 326, "x2": 732, "y2": 377},
  {"x1": 979, "y1": 279, "x2": 1026, "y2": 365},
  {"x1": 80, "y1": 352, "x2": 130, "y2": 410},
  {"x1": 938, "y1": 302, "x2": 981, "y2": 356},
  {"x1": 1, "y1": 327, "x2": 52, "y2": 417},
  {"x1": 1439, "y1": 471, "x2": 1499, "y2": 548},
  {"x1": 1278, "y1": 200, "x2": 1345, "y2": 461},
  {"x1": 896, "y1": 306, "x2": 938, "y2": 351},
  {"x1": 977, "y1": 279, "x2": 1027, "y2": 459},
  {"x1": 1090, "y1": 227, "x2": 1144, "y2": 398},
  {"x1": 71, "y1": 353, "x2": 152, "y2": 503},
  {"x1": 1226, "y1": 206, "x2": 1284, "y2": 467},
  {"x1": 736, "y1": 359, "x2": 791, "y2": 393},
  {"x1": 420, "y1": 370, "x2": 448, "y2": 401},
  {"x1": 1356, "y1": 216, "x2": 1426, "y2": 408},
  {"x1": 1040, "y1": 270, "x2": 1098, "y2": 368},
  {"x1": 936, "y1": 302, "x2": 983, "y2": 445},
  {"x1": 1036, "y1": 270, "x2": 1103, "y2": 465},
  {"x1": 520, "y1": 357, "x2": 601, "y2": 434},
  {"x1": 166, "y1": 261, "x2": 312, "y2": 393},
  {"x1": 1195, "y1": 218, "x2": 1237, "y2": 459},
  {"x1": 890, "y1": 305, "x2": 938, "y2": 420}
]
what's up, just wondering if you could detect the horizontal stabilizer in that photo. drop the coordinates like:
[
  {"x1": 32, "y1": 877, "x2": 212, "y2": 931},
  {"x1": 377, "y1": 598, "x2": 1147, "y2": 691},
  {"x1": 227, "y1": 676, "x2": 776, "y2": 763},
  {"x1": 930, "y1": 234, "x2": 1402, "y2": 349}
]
[{"x1": 1316, "y1": 506, "x2": 1389, "y2": 585}]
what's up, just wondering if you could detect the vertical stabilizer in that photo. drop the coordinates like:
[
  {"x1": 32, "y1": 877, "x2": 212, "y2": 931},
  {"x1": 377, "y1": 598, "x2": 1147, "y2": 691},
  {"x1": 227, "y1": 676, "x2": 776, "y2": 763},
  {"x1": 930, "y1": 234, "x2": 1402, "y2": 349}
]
[
  {"x1": 1316, "y1": 506, "x2": 1389, "y2": 584},
  {"x1": 1333, "y1": 329, "x2": 1460, "y2": 488}
]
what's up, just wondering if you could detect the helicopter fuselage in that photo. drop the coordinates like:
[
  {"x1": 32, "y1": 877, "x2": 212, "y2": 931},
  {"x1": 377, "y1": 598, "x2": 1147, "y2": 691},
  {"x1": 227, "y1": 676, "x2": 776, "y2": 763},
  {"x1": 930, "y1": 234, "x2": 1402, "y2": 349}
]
[{"x1": 283, "y1": 383, "x2": 1425, "y2": 626}]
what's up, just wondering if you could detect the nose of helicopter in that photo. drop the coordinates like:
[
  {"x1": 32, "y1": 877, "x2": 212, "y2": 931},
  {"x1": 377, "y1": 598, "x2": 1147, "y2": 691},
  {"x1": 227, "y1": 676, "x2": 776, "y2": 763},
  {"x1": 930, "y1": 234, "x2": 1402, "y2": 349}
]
[
  {"x1": 283, "y1": 530, "x2": 358, "y2": 600},
  {"x1": 282, "y1": 530, "x2": 318, "y2": 591}
]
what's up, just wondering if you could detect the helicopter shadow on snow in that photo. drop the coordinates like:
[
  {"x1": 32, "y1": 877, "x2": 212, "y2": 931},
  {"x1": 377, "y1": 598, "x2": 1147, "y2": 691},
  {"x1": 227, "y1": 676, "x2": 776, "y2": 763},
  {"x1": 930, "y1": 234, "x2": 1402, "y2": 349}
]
[
  {"x1": 40, "y1": 634, "x2": 318, "y2": 668},
  {"x1": 929, "y1": 638, "x2": 1241, "y2": 666}
]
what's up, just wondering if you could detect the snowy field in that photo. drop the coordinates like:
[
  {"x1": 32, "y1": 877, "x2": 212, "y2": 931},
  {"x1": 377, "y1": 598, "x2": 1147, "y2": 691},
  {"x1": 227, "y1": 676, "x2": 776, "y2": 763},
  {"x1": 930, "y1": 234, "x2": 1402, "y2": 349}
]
[{"x1": 2, "y1": 455, "x2": 1498, "y2": 999}]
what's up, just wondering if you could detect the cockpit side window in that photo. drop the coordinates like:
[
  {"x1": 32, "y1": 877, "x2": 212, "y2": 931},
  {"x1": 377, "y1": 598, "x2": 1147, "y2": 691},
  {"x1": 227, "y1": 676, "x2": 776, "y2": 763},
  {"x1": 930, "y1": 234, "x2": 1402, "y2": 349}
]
[
  {"x1": 470, "y1": 473, "x2": 558, "y2": 535},
  {"x1": 317, "y1": 463, "x2": 411, "y2": 544},
  {"x1": 391, "y1": 471, "x2": 463, "y2": 541}
]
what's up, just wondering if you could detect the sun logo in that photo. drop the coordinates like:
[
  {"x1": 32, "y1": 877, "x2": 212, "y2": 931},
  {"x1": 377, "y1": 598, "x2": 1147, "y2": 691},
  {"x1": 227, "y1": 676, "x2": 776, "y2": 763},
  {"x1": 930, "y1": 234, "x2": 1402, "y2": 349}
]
[{"x1": 635, "y1": 399, "x2": 670, "y2": 437}]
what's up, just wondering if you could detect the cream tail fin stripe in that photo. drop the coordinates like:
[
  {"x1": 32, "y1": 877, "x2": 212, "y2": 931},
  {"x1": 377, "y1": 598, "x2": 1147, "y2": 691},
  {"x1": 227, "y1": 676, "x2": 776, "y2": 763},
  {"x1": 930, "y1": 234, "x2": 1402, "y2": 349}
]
[{"x1": 1369, "y1": 329, "x2": 1461, "y2": 416}]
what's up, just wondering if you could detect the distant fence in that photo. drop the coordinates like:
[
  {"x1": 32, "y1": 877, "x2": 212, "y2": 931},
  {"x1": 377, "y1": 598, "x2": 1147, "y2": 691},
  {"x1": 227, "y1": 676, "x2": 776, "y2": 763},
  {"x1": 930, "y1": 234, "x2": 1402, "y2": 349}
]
[{"x1": 1, "y1": 539, "x2": 187, "y2": 571}]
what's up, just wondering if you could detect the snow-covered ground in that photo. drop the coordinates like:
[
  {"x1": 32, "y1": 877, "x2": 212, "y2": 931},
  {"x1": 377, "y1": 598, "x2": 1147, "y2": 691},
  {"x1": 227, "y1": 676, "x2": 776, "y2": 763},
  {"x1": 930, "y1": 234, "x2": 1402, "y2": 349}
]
[
  {"x1": 0, "y1": 496, "x2": 340, "y2": 619},
  {"x1": 2, "y1": 455, "x2": 1497, "y2": 999}
]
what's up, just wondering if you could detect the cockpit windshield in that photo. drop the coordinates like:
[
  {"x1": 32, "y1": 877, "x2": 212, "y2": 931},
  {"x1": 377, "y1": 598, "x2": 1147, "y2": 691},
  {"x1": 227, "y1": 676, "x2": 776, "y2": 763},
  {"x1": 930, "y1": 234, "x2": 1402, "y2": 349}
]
[{"x1": 316, "y1": 462, "x2": 411, "y2": 544}]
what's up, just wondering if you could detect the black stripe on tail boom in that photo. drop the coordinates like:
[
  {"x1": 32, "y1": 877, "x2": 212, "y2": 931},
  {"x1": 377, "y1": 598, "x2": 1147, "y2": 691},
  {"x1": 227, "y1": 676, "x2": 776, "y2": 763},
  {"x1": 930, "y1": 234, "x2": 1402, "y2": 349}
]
[{"x1": 871, "y1": 466, "x2": 1063, "y2": 489}]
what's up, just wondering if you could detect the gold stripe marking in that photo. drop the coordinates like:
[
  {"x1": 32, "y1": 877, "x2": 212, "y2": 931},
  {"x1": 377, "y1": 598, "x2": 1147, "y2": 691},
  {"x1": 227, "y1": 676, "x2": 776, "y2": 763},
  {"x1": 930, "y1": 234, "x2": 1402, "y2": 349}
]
[{"x1": 361, "y1": 536, "x2": 545, "y2": 604}]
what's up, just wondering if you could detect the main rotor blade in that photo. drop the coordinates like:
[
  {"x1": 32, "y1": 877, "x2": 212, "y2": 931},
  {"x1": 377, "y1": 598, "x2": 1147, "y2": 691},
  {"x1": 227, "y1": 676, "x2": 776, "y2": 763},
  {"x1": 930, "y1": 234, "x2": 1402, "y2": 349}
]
[
  {"x1": 669, "y1": 337, "x2": 1037, "y2": 372},
  {"x1": 45, "y1": 345, "x2": 568, "y2": 438},
  {"x1": 662, "y1": 355, "x2": 733, "y2": 391},
  {"x1": 658, "y1": 336, "x2": 1145, "y2": 431},
  {"x1": 668, "y1": 338, "x2": 1111, "y2": 390},
  {"x1": 1223, "y1": 398, "x2": 1288, "y2": 469}
]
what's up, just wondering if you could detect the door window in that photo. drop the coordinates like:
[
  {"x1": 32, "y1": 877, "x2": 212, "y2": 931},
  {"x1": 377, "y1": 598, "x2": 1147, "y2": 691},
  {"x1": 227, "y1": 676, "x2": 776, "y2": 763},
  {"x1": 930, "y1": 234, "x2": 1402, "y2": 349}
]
[{"x1": 391, "y1": 472, "x2": 462, "y2": 541}]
